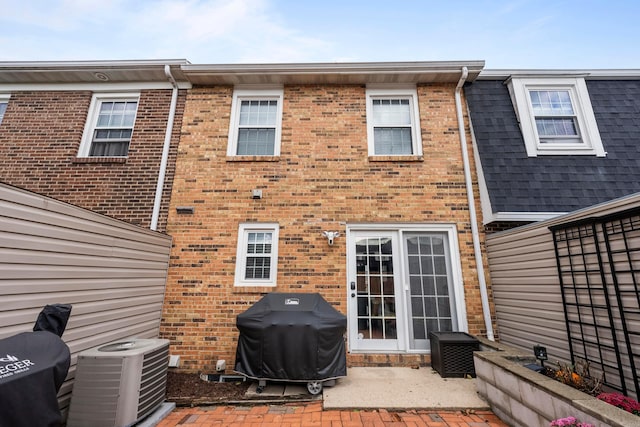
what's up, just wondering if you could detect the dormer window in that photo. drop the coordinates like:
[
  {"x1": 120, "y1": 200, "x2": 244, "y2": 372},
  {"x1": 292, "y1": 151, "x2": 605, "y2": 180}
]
[
  {"x1": 530, "y1": 89, "x2": 581, "y2": 144},
  {"x1": 509, "y1": 77, "x2": 605, "y2": 157}
]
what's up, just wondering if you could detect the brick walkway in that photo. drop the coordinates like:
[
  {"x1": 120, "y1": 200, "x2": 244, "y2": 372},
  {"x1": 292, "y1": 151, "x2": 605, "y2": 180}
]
[{"x1": 156, "y1": 401, "x2": 509, "y2": 426}]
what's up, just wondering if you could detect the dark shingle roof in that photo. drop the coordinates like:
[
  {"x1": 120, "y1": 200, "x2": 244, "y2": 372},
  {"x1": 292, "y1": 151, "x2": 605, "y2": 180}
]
[{"x1": 465, "y1": 79, "x2": 640, "y2": 215}]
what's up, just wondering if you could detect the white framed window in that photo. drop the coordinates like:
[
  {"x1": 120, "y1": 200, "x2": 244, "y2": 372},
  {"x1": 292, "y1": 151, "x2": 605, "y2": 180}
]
[
  {"x1": 234, "y1": 223, "x2": 279, "y2": 287},
  {"x1": 366, "y1": 87, "x2": 422, "y2": 156},
  {"x1": 509, "y1": 77, "x2": 605, "y2": 157},
  {"x1": 78, "y1": 93, "x2": 140, "y2": 157},
  {"x1": 0, "y1": 94, "x2": 9, "y2": 125},
  {"x1": 227, "y1": 88, "x2": 284, "y2": 156}
]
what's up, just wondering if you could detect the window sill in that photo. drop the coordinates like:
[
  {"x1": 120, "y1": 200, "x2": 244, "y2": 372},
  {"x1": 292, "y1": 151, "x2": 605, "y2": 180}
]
[
  {"x1": 73, "y1": 157, "x2": 127, "y2": 164},
  {"x1": 368, "y1": 155, "x2": 424, "y2": 162},
  {"x1": 226, "y1": 156, "x2": 280, "y2": 162},
  {"x1": 531, "y1": 145, "x2": 607, "y2": 157},
  {"x1": 233, "y1": 285, "x2": 277, "y2": 294},
  {"x1": 532, "y1": 151, "x2": 606, "y2": 157}
]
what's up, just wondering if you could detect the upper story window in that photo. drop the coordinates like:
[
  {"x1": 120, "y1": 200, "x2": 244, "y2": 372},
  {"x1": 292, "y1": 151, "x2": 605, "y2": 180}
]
[
  {"x1": 508, "y1": 77, "x2": 605, "y2": 157},
  {"x1": 227, "y1": 88, "x2": 283, "y2": 157},
  {"x1": 0, "y1": 95, "x2": 9, "y2": 125},
  {"x1": 234, "y1": 223, "x2": 279, "y2": 287},
  {"x1": 78, "y1": 93, "x2": 139, "y2": 157},
  {"x1": 366, "y1": 87, "x2": 422, "y2": 156}
]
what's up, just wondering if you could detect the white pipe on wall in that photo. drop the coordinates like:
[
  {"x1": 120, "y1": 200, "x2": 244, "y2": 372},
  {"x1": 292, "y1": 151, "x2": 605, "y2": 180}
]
[
  {"x1": 150, "y1": 65, "x2": 179, "y2": 231},
  {"x1": 454, "y1": 67, "x2": 495, "y2": 341}
]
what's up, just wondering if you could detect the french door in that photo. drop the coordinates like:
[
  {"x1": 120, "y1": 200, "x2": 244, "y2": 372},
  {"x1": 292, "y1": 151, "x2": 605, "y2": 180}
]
[{"x1": 347, "y1": 227, "x2": 463, "y2": 352}]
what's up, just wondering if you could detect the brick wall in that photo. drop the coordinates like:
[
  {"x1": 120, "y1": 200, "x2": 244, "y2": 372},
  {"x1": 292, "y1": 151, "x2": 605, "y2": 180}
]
[
  {"x1": 484, "y1": 221, "x2": 533, "y2": 234},
  {"x1": 161, "y1": 84, "x2": 495, "y2": 372},
  {"x1": 0, "y1": 89, "x2": 186, "y2": 232}
]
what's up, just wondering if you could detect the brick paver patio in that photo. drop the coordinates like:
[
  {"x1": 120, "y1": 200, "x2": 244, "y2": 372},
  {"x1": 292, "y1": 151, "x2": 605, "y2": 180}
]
[{"x1": 156, "y1": 401, "x2": 509, "y2": 426}]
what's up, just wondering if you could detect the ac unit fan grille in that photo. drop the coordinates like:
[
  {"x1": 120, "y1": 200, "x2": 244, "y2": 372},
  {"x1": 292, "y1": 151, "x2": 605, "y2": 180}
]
[{"x1": 137, "y1": 344, "x2": 169, "y2": 419}]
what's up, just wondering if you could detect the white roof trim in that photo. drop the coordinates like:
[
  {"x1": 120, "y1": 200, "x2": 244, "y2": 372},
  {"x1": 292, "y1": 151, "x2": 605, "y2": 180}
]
[
  {"x1": 487, "y1": 192, "x2": 640, "y2": 238},
  {"x1": 488, "y1": 212, "x2": 567, "y2": 223},
  {"x1": 480, "y1": 69, "x2": 640, "y2": 80},
  {"x1": 0, "y1": 59, "x2": 190, "y2": 68},
  {"x1": 184, "y1": 60, "x2": 485, "y2": 73},
  {"x1": 0, "y1": 82, "x2": 191, "y2": 91},
  {"x1": 468, "y1": 114, "x2": 495, "y2": 225},
  {"x1": 182, "y1": 60, "x2": 485, "y2": 85},
  {"x1": 0, "y1": 60, "x2": 191, "y2": 86}
]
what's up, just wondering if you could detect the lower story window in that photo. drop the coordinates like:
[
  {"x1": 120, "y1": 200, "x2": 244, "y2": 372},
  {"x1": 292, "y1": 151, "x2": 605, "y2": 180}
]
[{"x1": 235, "y1": 223, "x2": 279, "y2": 286}]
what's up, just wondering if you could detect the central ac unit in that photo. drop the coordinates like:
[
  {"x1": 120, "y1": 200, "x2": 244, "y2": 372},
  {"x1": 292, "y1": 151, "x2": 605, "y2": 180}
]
[{"x1": 67, "y1": 338, "x2": 170, "y2": 427}]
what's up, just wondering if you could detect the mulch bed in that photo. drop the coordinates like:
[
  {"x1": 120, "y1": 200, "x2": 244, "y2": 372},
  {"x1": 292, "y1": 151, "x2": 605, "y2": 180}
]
[
  {"x1": 539, "y1": 365, "x2": 601, "y2": 396},
  {"x1": 165, "y1": 371, "x2": 252, "y2": 406}
]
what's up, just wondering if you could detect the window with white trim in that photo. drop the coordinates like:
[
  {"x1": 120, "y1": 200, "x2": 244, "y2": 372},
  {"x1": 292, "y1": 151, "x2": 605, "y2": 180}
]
[
  {"x1": 509, "y1": 77, "x2": 605, "y2": 157},
  {"x1": 0, "y1": 95, "x2": 9, "y2": 125},
  {"x1": 366, "y1": 87, "x2": 422, "y2": 156},
  {"x1": 235, "y1": 223, "x2": 279, "y2": 286},
  {"x1": 227, "y1": 88, "x2": 283, "y2": 156},
  {"x1": 78, "y1": 93, "x2": 139, "y2": 157}
]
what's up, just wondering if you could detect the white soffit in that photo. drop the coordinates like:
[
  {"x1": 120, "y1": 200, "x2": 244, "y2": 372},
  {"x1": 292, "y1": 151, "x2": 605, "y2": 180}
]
[
  {"x1": 0, "y1": 59, "x2": 191, "y2": 86},
  {"x1": 182, "y1": 60, "x2": 485, "y2": 85}
]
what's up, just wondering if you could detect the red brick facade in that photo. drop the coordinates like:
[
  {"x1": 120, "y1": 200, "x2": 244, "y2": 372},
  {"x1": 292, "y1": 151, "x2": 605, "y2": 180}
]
[
  {"x1": 161, "y1": 83, "x2": 496, "y2": 373},
  {"x1": 0, "y1": 89, "x2": 186, "y2": 232}
]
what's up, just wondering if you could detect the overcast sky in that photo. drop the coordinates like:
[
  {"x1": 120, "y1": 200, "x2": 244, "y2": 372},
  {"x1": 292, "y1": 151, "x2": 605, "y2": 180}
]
[{"x1": 1, "y1": 0, "x2": 639, "y2": 69}]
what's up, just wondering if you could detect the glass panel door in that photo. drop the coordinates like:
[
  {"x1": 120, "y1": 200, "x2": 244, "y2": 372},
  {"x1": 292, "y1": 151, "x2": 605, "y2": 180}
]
[
  {"x1": 349, "y1": 232, "x2": 403, "y2": 351},
  {"x1": 405, "y1": 233, "x2": 457, "y2": 350},
  {"x1": 348, "y1": 228, "x2": 461, "y2": 353}
]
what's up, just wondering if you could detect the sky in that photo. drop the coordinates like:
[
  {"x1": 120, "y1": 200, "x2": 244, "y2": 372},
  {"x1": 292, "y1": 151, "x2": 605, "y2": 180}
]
[{"x1": 1, "y1": 0, "x2": 639, "y2": 69}]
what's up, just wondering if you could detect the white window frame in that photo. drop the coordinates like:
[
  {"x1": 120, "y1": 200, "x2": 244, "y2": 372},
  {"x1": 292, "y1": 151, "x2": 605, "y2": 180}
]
[
  {"x1": 234, "y1": 223, "x2": 280, "y2": 287},
  {"x1": 78, "y1": 92, "x2": 140, "y2": 157},
  {"x1": 365, "y1": 87, "x2": 423, "y2": 157},
  {"x1": 0, "y1": 94, "x2": 10, "y2": 125},
  {"x1": 509, "y1": 77, "x2": 605, "y2": 157},
  {"x1": 227, "y1": 87, "x2": 284, "y2": 157}
]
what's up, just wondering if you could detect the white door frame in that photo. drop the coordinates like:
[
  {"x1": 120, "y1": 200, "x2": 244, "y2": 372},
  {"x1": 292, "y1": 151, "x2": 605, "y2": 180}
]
[{"x1": 346, "y1": 223, "x2": 468, "y2": 353}]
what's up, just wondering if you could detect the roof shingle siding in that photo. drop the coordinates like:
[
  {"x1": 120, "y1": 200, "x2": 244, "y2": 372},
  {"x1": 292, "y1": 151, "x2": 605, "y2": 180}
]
[{"x1": 465, "y1": 79, "x2": 640, "y2": 215}]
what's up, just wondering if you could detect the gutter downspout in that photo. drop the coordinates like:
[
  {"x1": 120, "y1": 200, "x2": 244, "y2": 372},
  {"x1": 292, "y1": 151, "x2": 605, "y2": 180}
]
[
  {"x1": 454, "y1": 67, "x2": 495, "y2": 341},
  {"x1": 150, "y1": 65, "x2": 179, "y2": 231}
]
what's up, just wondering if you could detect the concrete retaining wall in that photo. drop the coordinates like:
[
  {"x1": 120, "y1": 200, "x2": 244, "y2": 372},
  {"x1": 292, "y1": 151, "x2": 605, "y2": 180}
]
[{"x1": 473, "y1": 346, "x2": 640, "y2": 427}]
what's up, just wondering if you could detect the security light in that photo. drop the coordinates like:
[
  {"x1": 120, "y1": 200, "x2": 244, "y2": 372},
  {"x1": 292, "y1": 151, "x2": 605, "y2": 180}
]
[{"x1": 322, "y1": 231, "x2": 340, "y2": 245}]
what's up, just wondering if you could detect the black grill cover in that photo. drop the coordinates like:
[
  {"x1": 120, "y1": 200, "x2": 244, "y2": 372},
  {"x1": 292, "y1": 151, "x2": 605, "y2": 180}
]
[
  {"x1": 0, "y1": 331, "x2": 71, "y2": 427},
  {"x1": 235, "y1": 293, "x2": 347, "y2": 381},
  {"x1": 33, "y1": 303, "x2": 72, "y2": 337}
]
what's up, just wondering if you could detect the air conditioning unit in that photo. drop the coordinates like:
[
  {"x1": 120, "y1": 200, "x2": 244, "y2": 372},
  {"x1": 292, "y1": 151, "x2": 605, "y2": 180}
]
[{"x1": 67, "y1": 338, "x2": 170, "y2": 427}]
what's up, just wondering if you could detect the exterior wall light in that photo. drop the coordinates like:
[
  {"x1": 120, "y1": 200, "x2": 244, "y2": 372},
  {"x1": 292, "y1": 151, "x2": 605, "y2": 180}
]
[{"x1": 322, "y1": 231, "x2": 340, "y2": 245}]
